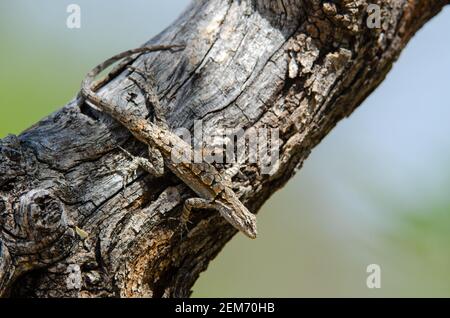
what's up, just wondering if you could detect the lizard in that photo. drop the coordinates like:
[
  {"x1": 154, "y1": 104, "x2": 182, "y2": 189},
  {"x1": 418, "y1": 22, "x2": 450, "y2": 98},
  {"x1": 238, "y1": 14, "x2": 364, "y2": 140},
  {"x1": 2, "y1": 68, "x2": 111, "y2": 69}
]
[{"x1": 79, "y1": 44, "x2": 258, "y2": 239}]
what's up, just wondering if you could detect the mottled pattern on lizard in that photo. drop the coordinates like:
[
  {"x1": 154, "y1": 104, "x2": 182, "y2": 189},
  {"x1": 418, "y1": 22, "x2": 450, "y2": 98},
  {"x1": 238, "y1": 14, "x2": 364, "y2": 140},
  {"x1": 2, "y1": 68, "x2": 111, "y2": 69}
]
[{"x1": 79, "y1": 45, "x2": 257, "y2": 239}]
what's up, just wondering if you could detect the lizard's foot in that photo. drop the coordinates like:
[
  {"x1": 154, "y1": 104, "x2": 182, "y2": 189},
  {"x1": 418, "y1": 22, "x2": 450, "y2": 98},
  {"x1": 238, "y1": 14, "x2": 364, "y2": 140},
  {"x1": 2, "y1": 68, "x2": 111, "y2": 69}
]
[
  {"x1": 223, "y1": 162, "x2": 247, "y2": 188},
  {"x1": 127, "y1": 65, "x2": 151, "y2": 83},
  {"x1": 118, "y1": 146, "x2": 164, "y2": 187},
  {"x1": 116, "y1": 157, "x2": 139, "y2": 190},
  {"x1": 127, "y1": 65, "x2": 168, "y2": 129},
  {"x1": 166, "y1": 215, "x2": 191, "y2": 240},
  {"x1": 180, "y1": 212, "x2": 193, "y2": 237},
  {"x1": 179, "y1": 198, "x2": 215, "y2": 238},
  {"x1": 146, "y1": 146, "x2": 164, "y2": 177}
]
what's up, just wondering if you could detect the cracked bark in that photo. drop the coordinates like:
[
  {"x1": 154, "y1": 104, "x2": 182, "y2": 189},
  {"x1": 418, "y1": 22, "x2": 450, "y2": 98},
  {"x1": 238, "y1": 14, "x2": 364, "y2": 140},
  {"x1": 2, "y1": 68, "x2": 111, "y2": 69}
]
[{"x1": 0, "y1": 0, "x2": 448, "y2": 297}]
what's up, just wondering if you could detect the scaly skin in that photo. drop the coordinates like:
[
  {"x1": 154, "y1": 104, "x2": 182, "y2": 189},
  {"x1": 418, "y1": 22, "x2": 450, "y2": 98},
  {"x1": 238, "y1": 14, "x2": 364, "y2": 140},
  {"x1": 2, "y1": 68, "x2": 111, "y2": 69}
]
[{"x1": 80, "y1": 45, "x2": 257, "y2": 239}]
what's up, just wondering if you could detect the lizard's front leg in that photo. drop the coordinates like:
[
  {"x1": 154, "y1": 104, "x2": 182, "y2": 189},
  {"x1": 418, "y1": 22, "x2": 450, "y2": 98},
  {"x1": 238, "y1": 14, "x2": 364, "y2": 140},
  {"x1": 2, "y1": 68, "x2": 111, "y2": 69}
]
[
  {"x1": 118, "y1": 145, "x2": 164, "y2": 188},
  {"x1": 180, "y1": 198, "x2": 217, "y2": 232},
  {"x1": 181, "y1": 196, "x2": 257, "y2": 239}
]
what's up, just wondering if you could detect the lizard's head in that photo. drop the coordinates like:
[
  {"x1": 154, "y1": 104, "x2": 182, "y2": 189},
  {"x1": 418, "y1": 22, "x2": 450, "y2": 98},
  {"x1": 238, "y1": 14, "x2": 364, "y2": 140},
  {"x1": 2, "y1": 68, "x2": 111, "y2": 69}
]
[{"x1": 218, "y1": 189, "x2": 258, "y2": 239}]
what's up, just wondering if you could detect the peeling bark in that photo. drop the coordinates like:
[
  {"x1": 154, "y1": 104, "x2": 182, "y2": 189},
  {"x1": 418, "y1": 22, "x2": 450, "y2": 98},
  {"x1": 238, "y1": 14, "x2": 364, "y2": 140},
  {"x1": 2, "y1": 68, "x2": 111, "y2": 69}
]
[{"x1": 0, "y1": 0, "x2": 448, "y2": 297}]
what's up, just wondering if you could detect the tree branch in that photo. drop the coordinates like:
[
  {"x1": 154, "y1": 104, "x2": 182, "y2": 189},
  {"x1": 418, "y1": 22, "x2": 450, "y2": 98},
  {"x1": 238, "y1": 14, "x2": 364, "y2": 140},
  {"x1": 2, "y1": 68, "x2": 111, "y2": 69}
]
[{"x1": 0, "y1": 0, "x2": 447, "y2": 297}]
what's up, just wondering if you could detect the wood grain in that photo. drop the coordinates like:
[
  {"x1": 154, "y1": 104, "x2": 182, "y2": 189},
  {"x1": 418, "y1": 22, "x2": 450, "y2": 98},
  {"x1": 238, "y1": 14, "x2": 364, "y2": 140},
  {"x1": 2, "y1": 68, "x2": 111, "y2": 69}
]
[{"x1": 0, "y1": 0, "x2": 448, "y2": 297}]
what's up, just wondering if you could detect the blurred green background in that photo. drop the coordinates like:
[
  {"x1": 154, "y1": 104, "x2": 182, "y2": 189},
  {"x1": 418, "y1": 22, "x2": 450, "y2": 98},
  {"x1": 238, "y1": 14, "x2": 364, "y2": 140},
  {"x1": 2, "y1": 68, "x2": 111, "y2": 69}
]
[{"x1": 1, "y1": 1, "x2": 449, "y2": 297}]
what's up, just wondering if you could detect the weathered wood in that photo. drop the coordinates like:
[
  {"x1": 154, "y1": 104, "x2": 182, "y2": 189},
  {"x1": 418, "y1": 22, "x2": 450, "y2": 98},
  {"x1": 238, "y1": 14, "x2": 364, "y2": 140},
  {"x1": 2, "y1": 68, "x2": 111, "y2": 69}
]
[{"x1": 0, "y1": 0, "x2": 448, "y2": 297}]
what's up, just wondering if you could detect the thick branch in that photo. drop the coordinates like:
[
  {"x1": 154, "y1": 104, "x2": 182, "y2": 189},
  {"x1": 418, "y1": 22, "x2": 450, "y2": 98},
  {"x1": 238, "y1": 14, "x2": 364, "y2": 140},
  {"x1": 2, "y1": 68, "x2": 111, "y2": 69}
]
[{"x1": 0, "y1": 0, "x2": 447, "y2": 297}]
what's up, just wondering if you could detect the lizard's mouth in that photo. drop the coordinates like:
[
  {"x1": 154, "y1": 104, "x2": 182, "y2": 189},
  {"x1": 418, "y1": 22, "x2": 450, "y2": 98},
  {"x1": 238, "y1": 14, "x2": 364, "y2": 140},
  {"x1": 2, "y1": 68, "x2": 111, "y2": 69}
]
[
  {"x1": 241, "y1": 214, "x2": 258, "y2": 239},
  {"x1": 222, "y1": 206, "x2": 258, "y2": 239},
  {"x1": 216, "y1": 193, "x2": 258, "y2": 239},
  {"x1": 245, "y1": 226, "x2": 258, "y2": 239}
]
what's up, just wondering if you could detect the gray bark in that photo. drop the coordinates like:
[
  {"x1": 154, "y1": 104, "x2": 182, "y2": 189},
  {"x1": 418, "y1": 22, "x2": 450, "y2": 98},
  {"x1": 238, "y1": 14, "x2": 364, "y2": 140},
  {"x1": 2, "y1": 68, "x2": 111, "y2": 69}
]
[{"x1": 0, "y1": 0, "x2": 448, "y2": 297}]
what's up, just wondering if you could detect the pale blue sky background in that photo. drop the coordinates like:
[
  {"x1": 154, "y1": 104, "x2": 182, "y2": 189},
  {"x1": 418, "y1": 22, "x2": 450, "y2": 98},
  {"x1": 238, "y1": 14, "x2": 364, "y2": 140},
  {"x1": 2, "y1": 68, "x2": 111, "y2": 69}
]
[{"x1": 0, "y1": 1, "x2": 449, "y2": 297}]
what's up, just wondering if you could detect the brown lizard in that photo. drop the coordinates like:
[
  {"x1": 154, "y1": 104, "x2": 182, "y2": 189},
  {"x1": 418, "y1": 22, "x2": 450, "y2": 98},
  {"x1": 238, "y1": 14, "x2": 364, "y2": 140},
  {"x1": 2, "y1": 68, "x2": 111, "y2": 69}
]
[{"x1": 79, "y1": 45, "x2": 257, "y2": 239}]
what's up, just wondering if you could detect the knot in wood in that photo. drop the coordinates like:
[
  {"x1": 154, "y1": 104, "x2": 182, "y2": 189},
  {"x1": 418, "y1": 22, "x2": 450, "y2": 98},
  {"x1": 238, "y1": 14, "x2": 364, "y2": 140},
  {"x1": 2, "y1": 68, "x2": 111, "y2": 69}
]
[
  {"x1": 0, "y1": 240, "x2": 12, "y2": 294},
  {"x1": 3, "y1": 189, "x2": 75, "y2": 262},
  {"x1": 19, "y1": 189, "x2": 71, "y2": 242}
]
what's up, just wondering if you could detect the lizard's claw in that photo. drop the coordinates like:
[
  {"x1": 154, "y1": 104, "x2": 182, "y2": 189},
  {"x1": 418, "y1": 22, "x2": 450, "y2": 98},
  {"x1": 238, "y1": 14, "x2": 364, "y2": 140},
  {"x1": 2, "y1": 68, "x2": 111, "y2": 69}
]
[{"x1": 180, "y1": 208, "x2": 193, "y2": 232}]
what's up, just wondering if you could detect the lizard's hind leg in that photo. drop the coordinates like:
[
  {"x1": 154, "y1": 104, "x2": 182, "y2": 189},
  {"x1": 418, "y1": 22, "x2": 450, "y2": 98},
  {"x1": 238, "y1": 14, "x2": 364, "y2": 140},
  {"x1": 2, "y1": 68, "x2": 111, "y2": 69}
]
[
  {"x1": 127, "y1": 65, "x2": 168, "y2": 129},
  {"x1": 144, "y1": 146, "x2": 164, "y2": 177},
  {"x1": 223, "y1": 162, "x2": 248, "y2": 186},
  {"x1": 181, "y1": 198, "x2": 216, "y2": 234},
  {"x1": 118, "y1": 146, "x2": 164, "y2": 189}
]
